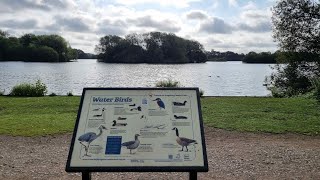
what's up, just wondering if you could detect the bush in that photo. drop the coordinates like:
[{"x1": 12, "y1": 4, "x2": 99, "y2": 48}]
[
  {"x1": 67, "y1": 91, "x2": 73, "y2": 96},
  {"x1": 10, "y1": 80, "x2": 47, "y2": 97},
  {"x1": 49, "y1": 92, "x2": 57, "y2": 97},
  {"x1": 155, "y1": 79, "x2": 180, "y2": 87},
  {"x1": 311, "y1": 78, "x2": 320, "y2": 102}
]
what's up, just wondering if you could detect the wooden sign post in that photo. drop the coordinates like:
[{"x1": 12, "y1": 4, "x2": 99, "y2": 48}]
[{"x1": 66, "y1": 88, "x2": 208, "y2": 179}]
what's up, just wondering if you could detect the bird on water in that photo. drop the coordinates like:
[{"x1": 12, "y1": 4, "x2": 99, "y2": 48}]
[
  {"x1": 78, "y1": 125, "x2": 108, "y2": 156},
  {"x1": 153, "y1": 98, "x2": 165, "y2": 110},
  {"x1": 172, "y1": 127, "x2": 197, "y2": 152},
  {"x1": 121, "y1": 134, "x2": 140, "y2": 154}
]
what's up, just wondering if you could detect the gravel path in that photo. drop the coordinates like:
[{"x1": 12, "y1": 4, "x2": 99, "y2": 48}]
[{"x1": 1, "y1": 127, "x2": 320, "y2": 180}]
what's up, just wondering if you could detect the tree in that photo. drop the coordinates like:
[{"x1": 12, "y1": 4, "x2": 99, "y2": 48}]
[{"x1": 269, "y1": 0, "x2": 320, "y2": 96}]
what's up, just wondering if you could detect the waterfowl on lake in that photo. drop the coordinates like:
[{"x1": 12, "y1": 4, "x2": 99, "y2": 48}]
[
  {"x1": 172, "y1": 127, "x2": 197, "y2": 152},
  {"x1": 112, "y1": 120, "x2": 127, "y2": 126},
  {"x1": 174, "y1": 115, "x2": 187, "y2": 119},
  {"x1": 121, "y1": 134, "x2": 140, "y2": 154},
  {"x1": 153, "y1": 98, "x2": 165, "y2": 109},
  {"x1": 173, "y1": 101, "x2": 187, "y2": 106}
]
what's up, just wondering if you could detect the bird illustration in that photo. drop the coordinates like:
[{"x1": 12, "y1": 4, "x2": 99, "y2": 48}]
[
  {"x1": 112, "y1": 120, "x2": 127, "y2": 126},
  {"x1": 174, "y1": 115, "x2": 187, "y2": 119},
  {"x1": 129, "y1": 103, "x2": 136, "y2": 107},
  {"x1": 93, "y1": 108, "x2": 106, "y2": 117},
  {"x1": 117, "y1": 116, "x2": 127, "y2": 120},
  {"x1": 172, "y1": 127, "x2": 197, "y2": 152},
  {"x1": 121, "y1": 134, "x2": 140, "y2": 154},
  {"x1": 78, "y1": 125, "x2": 108, "y2": 156},
  {"x1": 173, "y1": 101, "x2": 187, "y2": 106},
  {"x1": 153, "y1": 98, "x2": 165, "y2": 110},
  {"x1": 130, "y1": 106, "x2": 141, "y2": 111}
]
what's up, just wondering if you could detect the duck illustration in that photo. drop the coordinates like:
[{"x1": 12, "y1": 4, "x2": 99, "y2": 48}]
[
  {"x1": 121, "y1": 134, "x2": 140, "y2": 154},
  {"x1": 172, "y1": 127, "x2": 197, "y2": 152},
  {"x1": 112, "y1": 120, "x2": 127, "y2": 126},
  {"x1": 130, "y1": 106, "x2": 141, "y2": 111},
  {"x1": 173, "y1": 101, "x2": 187, "y2": 106},
  {"x1": 153, "y1": 98, "x2": 165, "y2": 110},
  {"x1": 129, "y1": 103, "x2": 136, "y2": 106},
  {"x1": 174, "y1": 115, "x2": 187, "y2": 119},
  {"x1": 117, "y1": 117, "x2": 127, "y2": 120},
  {"x1": 93, "y1": 108, "x2": 106, "y2": 117},
  {"x1": 78, "y1": 125, "x2": 108, "y2": 156}
]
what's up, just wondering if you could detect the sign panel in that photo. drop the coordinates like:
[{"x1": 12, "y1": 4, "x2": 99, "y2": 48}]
[{"x1": 66, "y1": 88, "x2": 208, "y2": 172}]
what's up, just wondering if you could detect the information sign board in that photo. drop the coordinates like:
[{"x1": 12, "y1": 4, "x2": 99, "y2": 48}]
[{"x1": 66, "y1": 88, "x2": 208, "y2": 172}]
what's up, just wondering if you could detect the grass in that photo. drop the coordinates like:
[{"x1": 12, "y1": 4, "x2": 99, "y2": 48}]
[{"x1": 0, "y1": 96, "x2": 319, "y2": 136}]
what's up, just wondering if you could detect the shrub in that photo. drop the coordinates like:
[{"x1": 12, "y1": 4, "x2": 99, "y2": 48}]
[
  {"x1": 49, "y1": 92, "x2": 57, "y2": 97},
  {"x1": 10, "y1": 80, "x2": 47, "y2": 97},
  {"x1": 311, "y1": 78, "x2": 320, "y2": 102},
  {"x1": 155, "y1": 79, "x2": 180, "y2": 87},
  {"x1": 199, "y1": 89, "x2": 204, "y2": 97},
  {"x1": 67, "y1": 91, "x2": 73, "y2": 96}
]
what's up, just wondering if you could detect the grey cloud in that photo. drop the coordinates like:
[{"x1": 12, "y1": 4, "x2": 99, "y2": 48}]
[
  {"x1": 127, "y1": 16, "x2": 181, "y2": 32},
  {"x1": 42, "y1": 0, "x2": 71, "y2": 9},
  {"x1": 0, "y1": 0, "x2": 50, "y2": 12},
  {"x1": 96, "y1": 19, "x2": 127, "y2": 35},
  {"x1": 0, "y1": 19, "x2": 37, "y2": 29},
  {"x1": 199, "y1": 17, "x2": 233, "y2": 34},
  {"x1": 237, "y1": 21, "x2": 271, "y2": 33},
  {"x1": 186, "y1": 11, "x2": 208, "y2": 20},
  {"x1": 53, "y1": 16, "x2": 90, "y2": 32}
]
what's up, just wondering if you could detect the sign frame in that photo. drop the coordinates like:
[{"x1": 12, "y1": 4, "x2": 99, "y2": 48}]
[{"x1": 65, "y1": 87, "x2": 208, "y2": 173}]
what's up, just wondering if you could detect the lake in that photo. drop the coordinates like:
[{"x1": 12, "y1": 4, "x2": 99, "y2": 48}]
[{"x1": 0, "y1": 60, "x2": 274, "y2": 96}]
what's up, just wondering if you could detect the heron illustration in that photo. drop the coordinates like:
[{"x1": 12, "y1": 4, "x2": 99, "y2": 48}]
[
  {"x1": 153, "y1": 98, "x2": 165, "y2": 110},
  {"x1": 121, "y1": 134, "x2": 140, "y2": 154},
  {"x1": 78, "y1": 125, "x2": 108, "y2": 156},
  {"x1": 172, "y1": 127, "x2": 197, "y2": 152}
]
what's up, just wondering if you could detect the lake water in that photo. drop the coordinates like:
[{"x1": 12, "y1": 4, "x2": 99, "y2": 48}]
[{"x1": 0, "y1": 59, "x2": 274, "y2": 96}]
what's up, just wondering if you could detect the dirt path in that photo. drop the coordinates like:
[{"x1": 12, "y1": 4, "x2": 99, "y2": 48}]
[{"x1": 1, "y1": 127, "x2": 320, "y2": 180}]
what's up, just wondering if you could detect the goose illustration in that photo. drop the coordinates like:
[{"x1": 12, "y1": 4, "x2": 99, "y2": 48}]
[
  {"x1": 174, "y1": 115, "x2": 187, "y2": 119},
  {"x1": 173, "y1": 101, "x2": 187, "y2": 106},
  {"x1": 153, "y1": 98, "x2": 165, "y2": 109},
  {"x1": 93, "y1": 108, "x2": 106, "y2": 117},
  {"x1": 117, "y1": 117, "x2": 127, "y2": 120},
  {"x1": 121, "y1": 134, "x2": 140, "y2": 154},
  {"x1": 172, "y1": 127, "x2": 197, "y2": 152},
  {"x1": 112, "y1": 120, "x2": 127, "y2": 126},
  {"x1": 78, "y1": 125, "x2": 108, "y2": 156}
]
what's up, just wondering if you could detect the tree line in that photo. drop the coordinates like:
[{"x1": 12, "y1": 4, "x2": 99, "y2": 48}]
[
  {"x1": 206, "y1": 50, "x2": 278, "y2": 63},
  {"x1": 0, "y1": 30, "x2": 77, "y2": 62},
  {"x1": 95, "y1": 32, "x2": 207, "y2": 63}
]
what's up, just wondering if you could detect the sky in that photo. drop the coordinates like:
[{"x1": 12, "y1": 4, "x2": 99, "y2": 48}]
[{"x1": 0, "y1": 0, "x2": 278, "y2": 54}]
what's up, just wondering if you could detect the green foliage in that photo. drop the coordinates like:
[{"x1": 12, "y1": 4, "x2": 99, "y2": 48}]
[
  {"x1": 0, "y1": 31, "x2": 74, "y2": 62},
  {"x1": 96, "y1": 32, "x2": 207, "y2": 63},
  {"x1": 243, "y1": 51, "x2": 276, "y2": 63},
  {"x1": 155, "y1": 79, "x2": 180, "y2": 87},
  {"x1": 10, "y1": 80, "x2": 47, "y2": 97},
  {"x1": 310, "y1": 78, "x2": 320, "y2": 102},
  {"x1": 67, "y1": 91, "x2": 73, "y2": 96},
  {"x1": 206, "y1": 50, "x2": 244, "y2": 61},
  {"x1": 49, "y1": 92, "x2": 57, "y2": 97},
  {"x1": 269, "y1": 0, "x2": 320, "y2": 98}
]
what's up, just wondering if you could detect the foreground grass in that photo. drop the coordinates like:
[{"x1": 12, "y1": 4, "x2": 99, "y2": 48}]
[{"x1": 0, "y1": 96, "x2": 319, "y2": 136}]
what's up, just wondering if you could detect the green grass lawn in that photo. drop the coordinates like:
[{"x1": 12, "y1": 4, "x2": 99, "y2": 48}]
[{"x1": 0, "y1": 96, "x2": 319, "y2": 136}]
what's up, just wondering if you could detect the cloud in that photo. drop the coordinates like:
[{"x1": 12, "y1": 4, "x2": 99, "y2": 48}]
[
  {"x1": 0, "y1": 0, "x2": 51, "y2": 12},
  {"x1": 0, "y1": 19, "x2": 37, "y2": 29},
  {"x1": 228, "y1": 0, "x2": 238, "y2": 7},
  {"x1": 186, "y1": 10, "x2": 208, "y2": 20},
  {"x1": 115, "y1": 0, "x2": 201, "y2": 8},
  {"x1": 237, "y1": 21, "x2": 271, "y2": 33},
  {"x1": 96, "y1": 19, "x2": 127, "y2": 35},
  {"x1": 199, "y1": 17, "x2": 233, "y2": 34},
  {"x1": 52, "y1": 15, "x2": 90, "y2": 32},
  {"x1": 127, "y1": 15, "x2": 181, "y2": 32}
]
